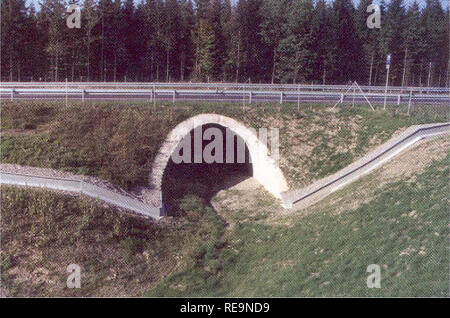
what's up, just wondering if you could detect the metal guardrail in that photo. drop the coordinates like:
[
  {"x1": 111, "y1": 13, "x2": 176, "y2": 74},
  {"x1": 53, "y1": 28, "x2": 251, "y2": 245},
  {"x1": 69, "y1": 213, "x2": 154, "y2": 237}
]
[
  {"x1": 281, "y1": 122, "x2": 450, "y2": 209},
  {"x1": 1, "y1": 82, "x2": 449, "y2": 94},
  {"x1": 0, "y1": 171, "x2": 163, "y2": 220},
  {"x1": 1, "y1": 87, "x2": 449, "y2": 105}
]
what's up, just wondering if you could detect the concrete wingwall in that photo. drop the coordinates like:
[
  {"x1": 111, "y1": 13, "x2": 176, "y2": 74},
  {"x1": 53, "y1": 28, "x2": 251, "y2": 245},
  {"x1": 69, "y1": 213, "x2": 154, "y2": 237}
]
[{"x1": 149, "y1": 113, "x2": 290, "y2": 208}]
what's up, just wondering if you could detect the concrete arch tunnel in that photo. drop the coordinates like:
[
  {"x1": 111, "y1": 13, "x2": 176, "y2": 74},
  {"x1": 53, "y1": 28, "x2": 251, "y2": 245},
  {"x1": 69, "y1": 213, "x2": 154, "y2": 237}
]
[{"x1": 149, "y1": 114, "x2": 289, "y2": 214}]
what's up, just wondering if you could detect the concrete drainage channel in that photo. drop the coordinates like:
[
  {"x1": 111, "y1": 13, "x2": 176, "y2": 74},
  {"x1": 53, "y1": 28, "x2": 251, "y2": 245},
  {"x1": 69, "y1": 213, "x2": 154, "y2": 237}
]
[
  {"x1": 281, "y1": 122, "x2": 450, "y2": 210},
  {"x1": 0, "y1": 122, "x2": 448, "y2": 220},
  {"x1": 0, "y1": 172, "x2": 163, "y2": 220}
]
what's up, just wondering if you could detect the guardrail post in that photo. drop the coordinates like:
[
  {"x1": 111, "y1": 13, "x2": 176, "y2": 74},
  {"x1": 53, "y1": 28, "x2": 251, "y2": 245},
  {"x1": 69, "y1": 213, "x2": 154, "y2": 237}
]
[
  {"x1": 352, "y1": 85, "x2": 356, "y2": 107},
  {"x1": 249, "y1": 91, "x2": 252, "y2": 104},
  {"x1": 280, "y1": 92, "x2": 283, "y2": 105},
  {"x1": 153, "y1": 85, "x2": 156, "y2": 110},
  {"x1": 397, "y1": 95, "x2": 400, "y2": 105},
  {"x1": 407, "y1": 90, "x2": 412, "y2": 115},
  {"x1": 10, "y1": 89, "x2": 14, "y2": 101},
  {"x1": 65, "y1": 78, "x2": 68, "y2": 108},
  {"x1": 82, "y1": 89, "x2": 85, "y2": 103},
  {"x1": 340, "y1": 93, "x2": 344, "y2": 103},
  {"x1": 173, "y1": 90, "x2": 176, "y2": 104}
]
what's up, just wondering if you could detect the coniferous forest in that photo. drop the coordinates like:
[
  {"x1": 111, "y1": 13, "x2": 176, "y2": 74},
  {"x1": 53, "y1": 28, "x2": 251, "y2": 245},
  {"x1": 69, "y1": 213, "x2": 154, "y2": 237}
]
[{"x1": 1, "y1": 0, "x2": 449, "y2": 86}]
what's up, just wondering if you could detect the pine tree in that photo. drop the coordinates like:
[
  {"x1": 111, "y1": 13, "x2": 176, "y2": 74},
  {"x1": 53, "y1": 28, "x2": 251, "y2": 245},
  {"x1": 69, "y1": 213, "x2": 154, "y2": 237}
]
[
  {"x1": 403, "y1": 1, "x2": 424, "y2": 86},
  {"x1": 179, "y1": 0, "x2": 196, "y2": 81},
  {"x1": 310, "y1": 0, "x2": 333, "y2": 84},
  {"x1": 26, "y1": 3, "x2": 47, "y2": 80},
  {"x1": 40, "y1": 0, "x2": 68, "y2": 81},
  {"x1": 208, "y1": 0, "x2": 226, "y2": 80},
  {"x1": 111, "y1": 0, "x2": 125, "y2": 81},
  {"x1": 421, "y1": 0, "x2": 446, "y2": 86},
  {"x1": 355, "y1": 0, "x2": 381, "y2": 85},
  {"x1": 260, "y1": 0, "x2": 289, "y2": 84},
  {"x1": 381, "y1": 0, "x2": 406, "y2": 85},
  {"x1": 195, "y1": 0, "x2": 224, "y2": 81},
  {"x1": 277, "y1": 0, "x2": 315, "y2": 84},
  {"x1": 82, "y1": 0, "x2": 99, "y2": 81},
  {"x1": 197, "y1": 18, "x2": 217, "y2": 81},
  {"x1": 221, "y1": 0, "x2": 233, "y2": 81},
  {"x1": 163, "y1": 0, "x2": 182, "y2": 81},
  {"x1": 443, "y1": 7, "x2": 449, "y2": 87},
  {"x1": 331, "y1": 0, "x2": 361, "y2": 83},
  {"x1": 63, "y1": 1, "x2": 84, "y2": 82},
  {"x1": 233, "y1": 0, "x2": 265, "y2": 82},
  {"x1": 1, "y1": 0, "x2": 32, "y2": 81}
]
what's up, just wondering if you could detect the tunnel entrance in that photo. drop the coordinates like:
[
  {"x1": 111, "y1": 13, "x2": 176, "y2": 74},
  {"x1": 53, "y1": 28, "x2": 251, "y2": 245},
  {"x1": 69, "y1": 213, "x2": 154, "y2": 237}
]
[{"x1": 161, "y1": 123, "x2": 253, "y2": 216}]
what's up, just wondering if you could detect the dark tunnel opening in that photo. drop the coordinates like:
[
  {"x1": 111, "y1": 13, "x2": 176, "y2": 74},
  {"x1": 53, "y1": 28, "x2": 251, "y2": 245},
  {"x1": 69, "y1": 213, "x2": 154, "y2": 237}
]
[{"x1": 161, "y1": 123, "x2": 253, "y2": 217}]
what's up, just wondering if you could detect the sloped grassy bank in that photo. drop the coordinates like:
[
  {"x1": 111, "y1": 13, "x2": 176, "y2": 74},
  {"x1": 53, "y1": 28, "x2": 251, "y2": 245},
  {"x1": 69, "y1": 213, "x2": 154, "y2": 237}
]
[
  {"x1": 1, "y1": 101, "x2": 447, "y2": 297},
  {"x1": 0, "y1": 185, "x2": 224, "y2": 296},
  {"x1": 1, "y1": 100, "x2": 445, "y2": 190},
  {"x1": 148, "y1": 149, "x2": 450, "y2": 297},
  {"x1": 3, "y1": 151, "x2": 447, "y2": 296}
]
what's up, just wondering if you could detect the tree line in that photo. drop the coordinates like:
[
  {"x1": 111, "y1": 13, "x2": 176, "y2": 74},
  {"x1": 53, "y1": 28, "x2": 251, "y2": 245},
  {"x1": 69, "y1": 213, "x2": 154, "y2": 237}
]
[{"x1": 2, "y1": 0, "x2": 449, "y2": 86}]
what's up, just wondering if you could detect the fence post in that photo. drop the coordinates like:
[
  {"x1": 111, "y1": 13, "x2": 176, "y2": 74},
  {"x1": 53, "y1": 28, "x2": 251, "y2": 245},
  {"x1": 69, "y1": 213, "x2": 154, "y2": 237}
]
[
  {"x1": 153, "y1": 84, "x2": 156, "y2": 110},
  {"x1": 407, "y1": 89, "x2": 412, "y2": 115},
  {"x1": 352, "y1": 85, "x2": 356, "y2": 107},
  {"x1": 65, "y1": 78, "x2": 68, "y2": 108}
]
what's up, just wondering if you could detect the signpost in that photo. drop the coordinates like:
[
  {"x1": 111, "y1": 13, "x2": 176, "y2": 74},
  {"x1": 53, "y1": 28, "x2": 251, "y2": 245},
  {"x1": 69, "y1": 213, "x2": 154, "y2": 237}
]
[{"x1": 383, "y1": 54, "x2": 391, "y2": 110}]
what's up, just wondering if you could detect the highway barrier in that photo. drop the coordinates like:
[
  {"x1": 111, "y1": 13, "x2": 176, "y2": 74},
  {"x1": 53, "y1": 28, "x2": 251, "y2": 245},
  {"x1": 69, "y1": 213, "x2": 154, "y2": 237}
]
[{"x1": 1, "y1": 87, "x2": 449, "y2": 106}]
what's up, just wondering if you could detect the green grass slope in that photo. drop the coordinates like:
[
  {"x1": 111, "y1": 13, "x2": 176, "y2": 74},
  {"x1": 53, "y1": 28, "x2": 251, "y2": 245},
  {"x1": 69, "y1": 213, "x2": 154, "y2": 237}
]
[
  {"x1": 148, "y1": 149, "x2": 449, "y2": 297},
  {"x1": 0, "y1": 186, "x2": 224, "y2": 296},
  {"x1": 1, "y1": 101, "x2": 448, "y2": 297}
]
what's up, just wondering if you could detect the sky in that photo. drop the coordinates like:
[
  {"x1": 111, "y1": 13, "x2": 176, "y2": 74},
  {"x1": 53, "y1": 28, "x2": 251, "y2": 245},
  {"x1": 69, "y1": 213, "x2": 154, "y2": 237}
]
[{"x1": 25, "y1": 0, "x2": 449, "y2": 12}]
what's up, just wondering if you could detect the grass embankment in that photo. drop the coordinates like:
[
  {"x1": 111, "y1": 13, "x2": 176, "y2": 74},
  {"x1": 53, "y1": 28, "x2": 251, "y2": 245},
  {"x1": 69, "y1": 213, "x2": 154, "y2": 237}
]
[
  {"x1": 1, "y1": 100, "x2": 446, "y2": 189},
  {"x1": 0, "y1": 186, "x2": 224, "y2": 296},
  {"x1": 148, "y1": 145, "x2": 450, "y2": 297},
  {"x1": 1, "y1": 101, "x2": 448, "y2": 296},
  {"x1": 2, "y1": 143, "x2": 447, "y2": 296}
]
